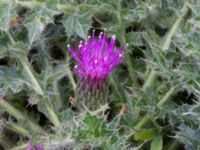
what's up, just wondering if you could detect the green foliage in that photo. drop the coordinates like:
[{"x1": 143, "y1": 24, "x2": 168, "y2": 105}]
[
  {"x1": 0, "y1": 0, "x2": 200, "y2": 150},
  {"x1": 151, "y1": 135, "x2": 163, "y2": 150}
]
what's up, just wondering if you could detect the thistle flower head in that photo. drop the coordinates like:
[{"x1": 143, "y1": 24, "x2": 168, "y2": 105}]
[
  {"x1": 68, "y1": 30, "x2": 127, "y2": 110},
  {"x1": 68, "y1": 30, "x2": 127, "y2": 79}
]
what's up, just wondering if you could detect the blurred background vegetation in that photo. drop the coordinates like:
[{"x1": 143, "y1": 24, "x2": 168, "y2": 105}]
[{"x1": 0, "y1": 0, "x2": 200, "y2": 149}]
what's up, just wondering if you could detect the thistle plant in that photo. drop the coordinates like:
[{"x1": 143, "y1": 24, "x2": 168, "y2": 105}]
[
  {"x1": 68, "y1": 30, "x2": 127, "y2": 110},
  {"x1": 1, "y1": 0, "x2": 200, "y2": 150}
]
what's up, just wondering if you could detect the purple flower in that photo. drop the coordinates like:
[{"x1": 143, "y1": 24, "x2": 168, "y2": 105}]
[
  {"x1": 25, "y1": 145, "x2": 43, "y2": 150},
  {"x1": 68, "y1": 30, "x2": 126, "y2": 79},
  {"x1": 68, "y1": 30, "x2": 127, "y2": 109}
]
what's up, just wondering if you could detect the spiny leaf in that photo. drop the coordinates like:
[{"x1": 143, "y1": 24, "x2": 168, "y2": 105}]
[{"x1": 0, "y1": 0, "x2": 15, "y2": 31}]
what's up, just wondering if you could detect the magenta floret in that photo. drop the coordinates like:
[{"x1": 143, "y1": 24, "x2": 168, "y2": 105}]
[
  {"x1": 25, "y1": 145, "x2": 43, "y2": 150},
  {"x1": 68, "y1": 30, "x2": 126, "y2": 79}
]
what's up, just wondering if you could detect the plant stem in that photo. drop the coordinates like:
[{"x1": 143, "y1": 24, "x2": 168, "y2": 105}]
[
  {"x1": 10, "y1": 143, "x2": 29, "y2": 150},
  {"x1": 0, "y1": 100, "x2": 24, "y2": 120},
  {"x1": 90, "y1": 103, "x2": 109, "y2": 116},
  {"x1": 45, "y1": 102, "x2": 60, "y2": 127},
  {"x1": 0, "y1": 100, "x2": 43, "y2": 133},
  {"x1": 26, "y1": 118, "x2": 43, "y2": 133},
  {"x1": 116, "y1": 0, "x2": 137, "y2": 84},
  {"x1": 157, "y1": 86, "x2": 175, "y2": 107},
  {"x1": 7, "y1": 31, "x2": 15, "y2": 45},
  {"x1": 21, "y1": 60, "x2": 44, "y2": 95},
  {"x1": 21, "y1": 57, "x2": 60, "y2": 128},
  {"x1": 134, "y1": 115, "x2": 151, "y2": 129},
  {"x1": 109, "y1": 75, "x2": 124, "y2": 101},
  {"x1": 129, "y1": 86, "x2": 176, "y2": 138},
  {"x1": 161, "y1": 2, "x2": 188, "y2": 51},
  {"x1": 6, "y1": 123, "x2": 30, "y2": 136},
  {"x1": 66, "y1": 65, "x2": 76, "y2": 91},
  {"x1": 53, "y1": 80, "x2": 63, "y2": 109},
  {"x1": 143, "y1": 70, "x2": 156, "y2": 91},
  {"x1": 22, "y1": 60, "x2": 60, "y2": 127}
]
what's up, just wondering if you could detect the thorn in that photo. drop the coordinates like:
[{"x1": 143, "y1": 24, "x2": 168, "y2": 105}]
[
  {"x1": 112, "y1": 35, "x2": 116, "y2": 39},
  {"x1": 80, "y1": 40, "x2": 83, "y2": 43},
  {"x1": 74, "y1": 65, "x2": 78, "y2": 68},
  {"x1": 78, "y1": 44, "x2": 82, "y2": 48},
  {"x1": 88, "y1": 35, "x2": 91, "y2": 39}
]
